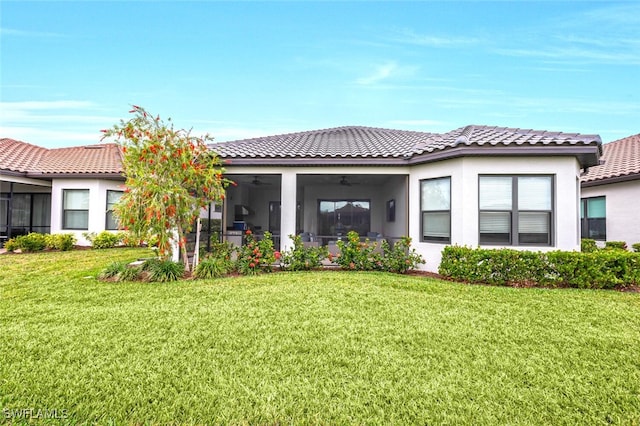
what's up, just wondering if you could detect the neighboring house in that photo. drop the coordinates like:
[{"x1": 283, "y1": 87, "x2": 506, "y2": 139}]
[
  {"x1": 1, "y1": 124, "x2": 603, "y2": 272},
  {"x1": 580, "y1": 133, "x2": 640, "y2": 246},
  {"x1": 0, "y1": 138, "x2": 125, "y2": 246},
  {"x1": 211, "y1": 125, "x2": 602, "y2": 272}
]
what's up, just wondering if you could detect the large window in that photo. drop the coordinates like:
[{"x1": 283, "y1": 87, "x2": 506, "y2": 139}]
[
  {"x1": 421, "y1": 177, "x2": 451, "y2": 243},
  {"x1": 106, "y1": 190, "x2": 123, "y2": 230},
  {"x1": 479, "y1": 175, "x2": 553, "y2": 246},
  {"x1": 581, "y1": 196, "x2": 606, "y2": 240},
  {"x1": 318, "y1": 200, "x2": 370, "y2": 236},
  {"x1": 63, "y1": 189, "x2": 89, "y2": 230}
]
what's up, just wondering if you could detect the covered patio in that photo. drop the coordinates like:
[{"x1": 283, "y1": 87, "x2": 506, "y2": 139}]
[{"x1": 221, "y1": 172, "x2": 409, "y2": 251}]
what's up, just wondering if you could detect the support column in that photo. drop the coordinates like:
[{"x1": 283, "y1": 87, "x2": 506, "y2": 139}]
[{"x1": 280, "y1": 171, "x2": 297, "y2": 252}]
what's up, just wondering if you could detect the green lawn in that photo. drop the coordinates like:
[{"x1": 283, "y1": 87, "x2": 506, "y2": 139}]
[{"x1": 1, "y1": 249, "x2": 639, "y2": 425}]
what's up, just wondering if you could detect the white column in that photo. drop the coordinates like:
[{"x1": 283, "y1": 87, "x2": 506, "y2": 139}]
[{"x1": 280, "y1": 171, "x2": 297, "y2": 252}]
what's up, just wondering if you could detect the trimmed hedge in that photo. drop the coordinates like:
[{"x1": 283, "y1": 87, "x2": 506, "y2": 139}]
[{"x1": 439, "y1": 246, "x2": 640, "y2": 289}]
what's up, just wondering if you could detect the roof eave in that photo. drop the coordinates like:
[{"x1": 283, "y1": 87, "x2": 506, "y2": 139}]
[
  {"x1": 221, "y1": 144, "x2": 602, "y2": 168},
  {"x1": 581, "y1": 172, "x2": 640, "y2": 188},
  {"x1": 27, "y1": 172, "x2": 125, "y2": 180},
  {"x1": 408, "y1": 145, "x2": 601, "y2": 167}
]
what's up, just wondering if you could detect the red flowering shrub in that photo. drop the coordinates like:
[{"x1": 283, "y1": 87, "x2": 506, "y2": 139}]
[{"x1": 235, "y1": 231, "x2": 277, "y2": 275}]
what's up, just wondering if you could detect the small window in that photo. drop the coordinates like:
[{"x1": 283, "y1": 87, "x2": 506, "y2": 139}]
[
  {"x1": 581, "y1": 196, "x2": 606, "y2": 240},
  {"x1": 479, "y1": 175, "x2": 553, "y2": 246},
  {"x1": 421, "y1": 177, "x2": 451, "y2": 243},
  {"x1": 106, "y1": 190, "x2": 123, "y2": 230},
  {"x1": 63, "y1": 189, "x2": 89, "y2": 230}
]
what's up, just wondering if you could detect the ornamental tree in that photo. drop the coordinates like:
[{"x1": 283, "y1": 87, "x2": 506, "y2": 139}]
[{"x1": 102, "y1": 106, "x2": 233, "y2": 271}]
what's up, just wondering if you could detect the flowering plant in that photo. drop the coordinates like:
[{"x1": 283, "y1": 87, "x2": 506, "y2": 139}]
[{"x1": 235, "y1": 230, "x2": 277, "y2": 275}]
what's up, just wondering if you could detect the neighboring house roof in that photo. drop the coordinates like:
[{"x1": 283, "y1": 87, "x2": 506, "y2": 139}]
[
  {"x1": 581, "y1": 133, "x2": 640, "y2": 187},
  {"x1": 0, "y1": 138, "x2": 49, "y2": 173},
  {"x1": 0, "y1": 138, "x2": 123, "y2": 179},
  {"x1": 211, "y1": 124, "x2": 602, "y2": 167}
]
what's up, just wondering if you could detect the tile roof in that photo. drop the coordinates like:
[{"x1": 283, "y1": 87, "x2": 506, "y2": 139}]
[
  {"x1": 0, "y1": 138, "x2": 48, "y2": 173},
  {"x1": 581, "y1": 133, "x2": 640, "y2": 185},
  {"x1": 36, "y1": 144, "x2": 123, "y2": 175},
  {"x1": 211, "y1": 125, "x2": 601, "y2": 165},
  {"x1": 0, "y1": 138, "x2": 123, "y2": 177}
]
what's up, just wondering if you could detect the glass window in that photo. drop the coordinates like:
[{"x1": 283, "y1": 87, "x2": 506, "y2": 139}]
[
  {"x1": 421, "y1": 177, "x2": 451, "y2": 243},
  {"x1": 479, "y1": 175, "x2": 553, "y2": 246},
  {"x1": 581, "y1": 197, "x2": 606, "y2": 240},
  {"x1": 106, "y1": 190, "x2": 123, "y2": 230},
  {"x1": 63, "y1": 189, "x2": 89, "y2": 230},
  {"x1": 318, "y1": 200, "x2": 370, "y2": 237}
]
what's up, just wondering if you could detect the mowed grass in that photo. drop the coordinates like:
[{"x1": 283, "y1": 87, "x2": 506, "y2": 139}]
[{"x1": 1, "y1": 249, "x2": 640, "y2": 425}]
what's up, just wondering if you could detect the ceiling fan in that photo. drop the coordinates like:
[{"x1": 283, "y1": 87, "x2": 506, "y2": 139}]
[
  {"x1": 339, "y1": 176, "x2": 359, "y2": 186},
  {"x1": 251, "y1": 176, "x2": 272, "y2": 186}
]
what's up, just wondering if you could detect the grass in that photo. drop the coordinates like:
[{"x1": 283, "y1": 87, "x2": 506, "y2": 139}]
[{"x1": 1, "y1": 248, "x2": 640, "y2": 425}]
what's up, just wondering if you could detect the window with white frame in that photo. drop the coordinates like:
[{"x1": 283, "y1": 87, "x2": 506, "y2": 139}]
[
  {"x1": 479, "y1": 175, "x2": 553, "y2": 245},
  {"x1": 581, "y1": 196, "x2": 606, "y2": 240},
  {"x1": 106, "y1": 190, "x2": 123, "y2": 230},
  {"x1": 63, "y1": 189, "x2": 89, "y2": 230},
  {"x1": 421, "y1": 177, "x2": 451, "y2": 243}
]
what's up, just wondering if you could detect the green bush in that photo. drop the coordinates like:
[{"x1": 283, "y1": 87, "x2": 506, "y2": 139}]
[
  {"x1": 581, "y1": 238, "x2": 598, "y2": 253},
  {"x1": 45, "y1": 233, "x2": 76, "y2": 251},
  {"x1": 336, "y1": 231, "x2": 383, "y2": 271},
  {"x1": 98, "y1": 261, "x2": 128, "y2": 280},
  {"x1": 279, "y1": 234, "x2": 329, "y2": 271},
  {"x1": 439, "y1": 245, "x2": 640, "y2": 289},
  {"x1": 633, "y1": 243, "x2": 640, "y2": 253},
  {"x1": 146, "y1": 259, "x2": 184, "y2": 282},
  {"x1": 195, "y1": 255, "x2": 233, "y2": 279},
  {"x1": 83, "y1": 231, "x2": 123, "y2": 249},
  {"x1": 235, "y1": 230, "x2": 276, "y2": 275},
  {"x1": 15, "y1": 233, "x2": 47, "y2": 252},
  {"x1": 380, "y1": 237, "x2": 425, "y2": 274},
  {"x1": 117, "y1": 265, "x2": 143, "y2": 282},
  {"x1": 4, "y1": 238, "x2": 19, "y2": 252},
  {"x1": 604, "y1": 241, "x2": 627, "y2": 251}
]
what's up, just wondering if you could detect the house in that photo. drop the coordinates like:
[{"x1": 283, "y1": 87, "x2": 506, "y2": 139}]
[
  {"x1": 211, "y1": 125, "x2": 602, "y2": 271},
  {"x1": 580, "y1": 133, "x2": 640, "y2": 246},
  {"x1": 1, "y1": 124, "x2": 603, "y2": 272},
  {"x1": 0, "y1": 138, "x2": 125, "y2": 245}
]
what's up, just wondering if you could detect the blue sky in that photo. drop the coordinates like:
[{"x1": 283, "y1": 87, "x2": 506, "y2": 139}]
[{"x1": 1, "y1": 1, "x2": 638, "y2": 148}]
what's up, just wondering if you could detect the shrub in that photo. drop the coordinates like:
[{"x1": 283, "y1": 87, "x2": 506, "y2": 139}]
[
  {"x1": 633, "y1": 243, "x2": 640, "y2": 253},
  {"x1": 4, "y1": 238, "x2": 19, "y2": 252},
  {"x1": 146, "y1": 259, "x2": 184, "y2": 282},
  {"x1": 439, "y1": 245, "x2": 640, "y2": 289},
  {"x1": 15, "y1": 233, "x2": 47, "y2": 252},
  {"x1": 279, "y1": 234, "x2": 328, "y2": 271},
  {"x1": 581, "y1": 238, "x2": 598, "y2": 253},
  {"x1": 335, "y1": 231, "x2": 383, "y2": 271},
  {"x1": 604, "y1": 241, "x2": 627, "y2": 251},
  {"x1": 380, "y1": 237, "x2": 425, "y2": 274},
  {"x1": 83, "y1": 231, "x2": 123, "y2": 249},
  {"x1": 45, "y1": 233, "x2": 76, "y2": 251},
  {"x1": 235, "y1": 230, "x2": 276, "y2": 275},
  {"x1": 195, "y1": 255, "x2": 233, "y2": 279},
  {"x1": 117, "y1": 265, "x2": 143, "y2": 282},
  {"x1": 98, "y1": 261, "x2": 128, "y2": 280}
]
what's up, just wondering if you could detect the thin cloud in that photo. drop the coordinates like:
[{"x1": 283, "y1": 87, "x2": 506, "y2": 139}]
[
  {"x1": 356, "y1": 62, "x2": 399, "y2": 85},
  {"x1": 388, "y1": 119, "x2": 447, "y2": 128},
  {"x1": 389, "y1": 28, "x2": 480, "y2": 47},
  {"x1": 0, "y1": 27, "x2": 65, "y2": 38},
  {"x1": 1, "y1": 100, "x2": 95, "y2": 111}
]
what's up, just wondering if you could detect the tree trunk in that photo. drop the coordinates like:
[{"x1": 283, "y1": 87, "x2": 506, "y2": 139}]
[
  {"x1": 177, "y1": 223, "x2": 190, "y2": 273},
  {"x1": 192, "y1": 217, "x2": 202, "y2": 272}
]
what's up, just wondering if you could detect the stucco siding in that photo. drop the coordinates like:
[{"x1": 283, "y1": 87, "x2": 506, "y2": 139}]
[
  {"x1": 581, "y1": 179, "x2": 640, "y2": 246},
  {"x1": 410, "y1": 156, "x2": 582, "y2": 272},
  {"x1": 50, "y1": 178, "x2": 124, "y2": 245}
]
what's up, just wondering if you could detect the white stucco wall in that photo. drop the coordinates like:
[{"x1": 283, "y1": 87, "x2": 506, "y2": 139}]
[
  {"x1": 50, "y1": 178, "x2": 125, "y2": 245},
  {"x1": 581, "y1": 179, "x2": 640, "y2": 246},
  {"x1": 409, "y1": 156, "x2": 583, "y2": 272}
]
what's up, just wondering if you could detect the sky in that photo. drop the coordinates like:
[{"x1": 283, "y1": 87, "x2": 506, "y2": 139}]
[{"x1": 1, "y1": 1, "x2": 639, "y2": 148}]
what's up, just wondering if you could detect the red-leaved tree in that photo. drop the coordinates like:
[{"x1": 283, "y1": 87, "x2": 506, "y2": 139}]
[{"x1": 102, "y1": 106, "x2": 233, "y2": 271}]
